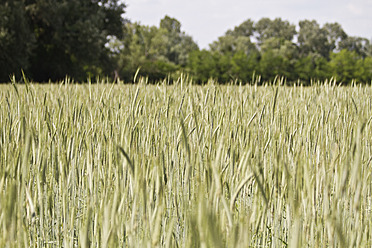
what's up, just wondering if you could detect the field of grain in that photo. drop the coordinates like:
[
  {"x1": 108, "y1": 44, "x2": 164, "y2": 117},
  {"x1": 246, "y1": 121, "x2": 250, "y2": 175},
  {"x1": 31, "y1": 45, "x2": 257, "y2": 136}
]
[{"x1": 1, "y1": 78, "x2": 372, "y2": 247}]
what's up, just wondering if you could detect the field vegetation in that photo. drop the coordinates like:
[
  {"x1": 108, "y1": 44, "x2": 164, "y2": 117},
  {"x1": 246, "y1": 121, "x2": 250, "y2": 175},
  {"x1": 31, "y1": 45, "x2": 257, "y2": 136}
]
[{"x1": 1, "y1": 77, "x2": 372, "y2": 247}]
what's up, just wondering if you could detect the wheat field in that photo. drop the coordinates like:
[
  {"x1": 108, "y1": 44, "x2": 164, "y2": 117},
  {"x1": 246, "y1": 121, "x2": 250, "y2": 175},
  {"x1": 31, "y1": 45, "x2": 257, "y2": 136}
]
[{"x1": 1, "y1": 78, "x2": 372, "y2": 247}]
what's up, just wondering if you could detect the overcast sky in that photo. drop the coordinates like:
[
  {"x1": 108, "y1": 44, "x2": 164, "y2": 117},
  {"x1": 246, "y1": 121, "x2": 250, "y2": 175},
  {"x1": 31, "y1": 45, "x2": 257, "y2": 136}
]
[{"x1": 124, "y1": 0, "x2": 372, "y2": 49}]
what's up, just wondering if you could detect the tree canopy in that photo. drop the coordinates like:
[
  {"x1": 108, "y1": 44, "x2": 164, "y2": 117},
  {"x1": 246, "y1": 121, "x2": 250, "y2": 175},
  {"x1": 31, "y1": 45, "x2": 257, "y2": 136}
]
[
  {"x1": 187, "y1": 18, "x2": 371, "y2": 84},
  {"x1": 1, "y1": 3, "x2": 371, "y2": 84},
  {"x1": 0, "y1": 0, "x2": 126, "y2": 82},
  {"x1": 110, "y1": 15, "x2": 198, "y2": 82}
]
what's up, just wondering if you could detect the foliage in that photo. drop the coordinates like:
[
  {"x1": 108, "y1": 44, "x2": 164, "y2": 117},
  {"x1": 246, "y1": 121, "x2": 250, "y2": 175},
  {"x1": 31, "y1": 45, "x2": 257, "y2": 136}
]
[
  {"x1": 328, "y1": 49, "x2": 371, "y2": 83},
  {"x1": 112, "y1": 16, "x2": 198, "y2": 82},
  {"x1": 26, "y1": 0, "x2": 126, "y2": 81},
  {"x1": 297, "y1": 20, "x2": 332, "y2": 58},
  {"x1": 0, "y1": 0, "x2": 126, "y2": 82},
  {"x1": 230, "y1": 50, "x2": 259, "y2": 82},
  {"x1": 1, "y1": 6, "x2": 372, "y2": 84},
  {"x1": 339, "y1": 36, "x2": 371, "y2": 58},
  {"x1": 0, "y1": 1, "x2": 35, "y2": 81},
  {"x1": 188, "y1": 18, "x2": 371, "y2": 84},
  {"x1": 255, "y1": 17, "x2": 296, "y2": 44},
  {"x1": 188, "y1": 49, "x2": 219, "y2": 83}
]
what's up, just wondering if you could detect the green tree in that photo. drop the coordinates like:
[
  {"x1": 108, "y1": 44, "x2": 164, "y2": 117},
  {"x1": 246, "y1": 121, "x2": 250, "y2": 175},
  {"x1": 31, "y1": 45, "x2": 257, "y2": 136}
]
[
  {"x1": 188, "y1": 50, "x2": 218, "y2": 83},
  {"x1": 339, "y1": 36, "x2": 370, "y2": 58},
  {"x1": 210, "y1": 18, "x2": 257, "y2": 58},
  {"x1": 259, "y1": 49, "x2": 289, "y2": 81},
  {"x1": 294, "y1": 54, "x2": 331, "y2": 83},
  {"x1": 159, "y1": 16, "x2": 198, "y2": 66},
  {"x1": 362, "y1": 57, "x2": 372, "y2": 82},
  {"x1": 207, "y1": 19, "x2": 259, "y2": 82},
  {"x1": 113, "y1": 16, "x2": 198, "y2": 82},
  {"x1": 328, "y1": 49, "x2": 360, "y2": 83},
  {"x1": 210, "y1": 35, "x2": 257, "y2": 55},
  {"x1": 259, "y1": 37, "x2": 297, "y2": 81},
  {"x1": 297, "y1": 20, "x2": 330, "y2": 58},
  {"x1": 253, "y1": 18, "x2": 297, "y2": 81},
  {"x1": 226, "y1": 19, "x2": 255, "y2": 37},
  {"x1": 294, "y1": 55, "x2": 315, "y2": 82},
  {"x1": 215, "y1": 52, "x2": 232, "y2": 82},
  {"x1": 112, "y1": 23, "x2": 168, "y2": 81},
  {"x1": 0, "y1": 1, "x2": 35, "y2": 82},
  {"x1": 313, "y1": 56, "x2": 331, "y2": 80},
  {"x1": 230, "y1": 50, "x2": 259, "y2": 82},
  {"x1": 255, "y1": 18, "x2": 296, "y2": 44},
  {"x1": 367, "y1": 40, "x2": 372, "y2": 57},
  {"x1": 26, "y1": 0, "x2": 126, "y2": 81},
  {"x1": 322, "y1": 22, "x2": 347, "y2": 52},
  {"x1": 354, "y1": 56, "x2": 372, "y2": 82}
]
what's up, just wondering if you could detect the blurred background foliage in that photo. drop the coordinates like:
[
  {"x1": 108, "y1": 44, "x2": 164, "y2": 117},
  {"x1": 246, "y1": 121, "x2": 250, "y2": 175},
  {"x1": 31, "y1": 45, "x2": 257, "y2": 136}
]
[{"x1": 1, "y1": 0, "x2": 371, "y2": 84}]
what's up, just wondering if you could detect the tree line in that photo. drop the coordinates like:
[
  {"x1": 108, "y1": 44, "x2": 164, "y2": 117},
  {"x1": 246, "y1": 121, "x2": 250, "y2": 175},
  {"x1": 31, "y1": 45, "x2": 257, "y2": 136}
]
[
  {"x1": 189, "y1": 19, "x2": 372, "y2": 84},
  {"x1": 0, "y1": 0, "x2": 125, "y2": 82},
  {"x1": 1, "y1": 0, "x2": 372, "y2": 84}
]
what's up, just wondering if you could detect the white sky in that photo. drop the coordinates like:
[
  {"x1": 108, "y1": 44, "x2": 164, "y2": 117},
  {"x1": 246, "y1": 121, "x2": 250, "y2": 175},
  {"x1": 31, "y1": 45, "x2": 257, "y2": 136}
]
[{"x1": 124, "y1": 0, "x2": 372, "y2": 49}]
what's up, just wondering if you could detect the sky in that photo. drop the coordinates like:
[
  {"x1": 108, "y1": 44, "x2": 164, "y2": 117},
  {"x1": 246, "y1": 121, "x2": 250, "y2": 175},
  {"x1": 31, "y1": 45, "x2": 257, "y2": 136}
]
[{"x1": 124, "y1": 0, "x2": 372, "y2": 49}]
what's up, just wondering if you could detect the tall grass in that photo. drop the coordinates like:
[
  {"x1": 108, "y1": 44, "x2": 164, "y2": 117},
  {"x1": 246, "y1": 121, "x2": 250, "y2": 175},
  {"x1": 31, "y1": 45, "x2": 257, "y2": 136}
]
[{"x1": 0, "y1": 78, "x2": 371, "y2": 247}]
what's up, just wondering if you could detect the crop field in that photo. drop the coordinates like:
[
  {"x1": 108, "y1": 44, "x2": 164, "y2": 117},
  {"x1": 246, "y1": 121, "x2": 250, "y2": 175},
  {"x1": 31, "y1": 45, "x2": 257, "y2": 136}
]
[{"x1": 1, "y1": 78, "x2": 372, "y2": 247}]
